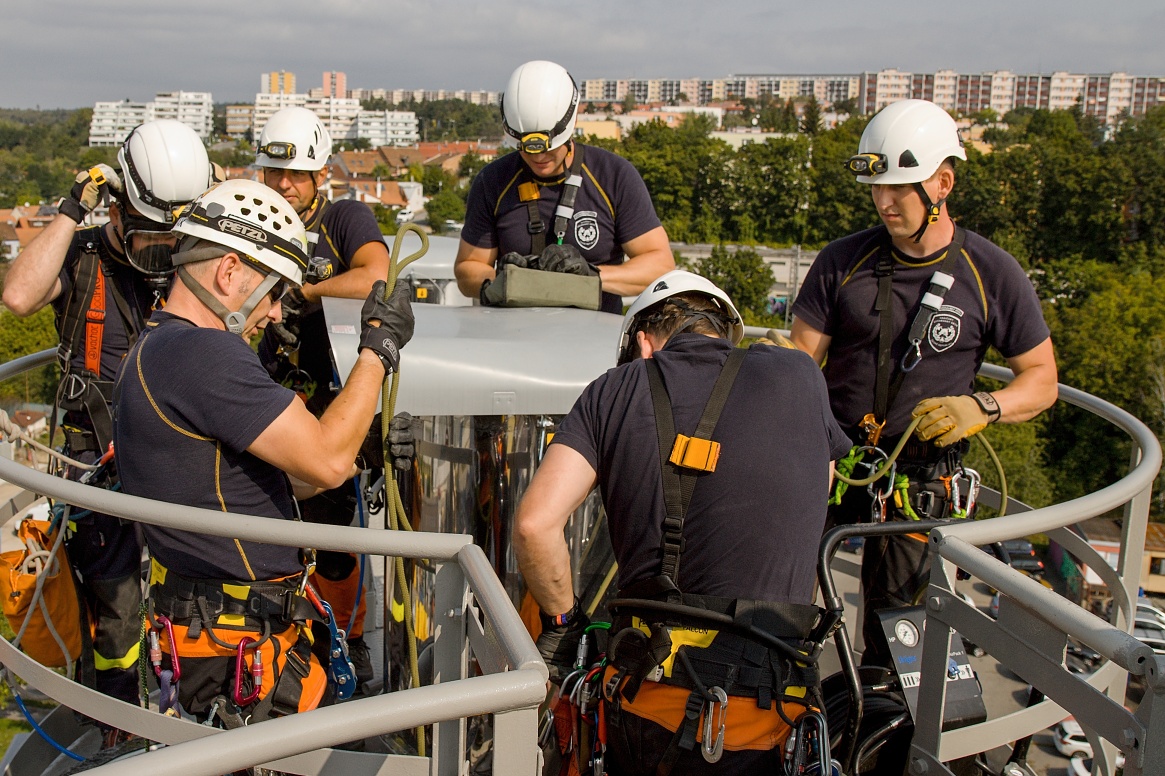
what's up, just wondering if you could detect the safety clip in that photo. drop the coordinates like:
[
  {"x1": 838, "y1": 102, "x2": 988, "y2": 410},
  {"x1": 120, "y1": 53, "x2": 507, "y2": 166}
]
[{"x1": 701, "y1": 686, "x2": 727, "y2": 763}]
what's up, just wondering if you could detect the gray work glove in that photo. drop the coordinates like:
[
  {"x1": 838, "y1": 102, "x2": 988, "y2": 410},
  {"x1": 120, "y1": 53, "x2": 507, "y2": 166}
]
[
  {"x1": 269, "y1": 288, "x2": 307, "y2": 350},
  {"x1": 59, "y1": 164, "x2": 122, "y2": 224},
  {"x1": 536, "y1": 600, "x2": 590, "y2": 683},
  {"x1": 358, "y1": 412, "x2": 415, "y2": 471},
  {"x1": 537, "y1": 244, "x2": 597, "y2": 277},
  {"x1": 358, "y1": 279, "x2": 415, "y2": 374}
]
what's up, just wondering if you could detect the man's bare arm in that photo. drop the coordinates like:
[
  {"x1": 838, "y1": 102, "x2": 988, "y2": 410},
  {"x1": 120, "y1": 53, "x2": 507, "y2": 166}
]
[
  {"x1": 790, "y1": 318, "x2": 831, "y2": 366},
  {"x1": 598, "y1": 226, "x2": 675, "y2": 297},
  {"x1": 454, "y1": 239, "x2": 498, "y2": 298},
  {"x1": 299, "y1": 240, "x2": 390, "y2": 304},
  {"x1": 2, "y1": 215, "x2": 76, "y2": 316},
  {"x1": 514, "y1": 444, "x2": 598, "y2": 616},
  {"x1": 995, "y1": 337, "x2": 1058, "y2": 424},
  {"x1": 248, "y1": 349, "x2": 386, "y2": 488}
]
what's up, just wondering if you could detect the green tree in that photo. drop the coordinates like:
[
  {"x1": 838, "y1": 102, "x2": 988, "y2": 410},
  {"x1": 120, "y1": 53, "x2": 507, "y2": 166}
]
[
  {"x1": 361, "y1": 97, "x2": 391, "y2": 111},
  {"x1": 691, "y1": 245, "x2": 773, "y2": 318},
  {"x1": 0, "y1": 308, "x2": 59, "y2": 406},
  {"x1": 804, "y1": 115, "x2": 875, "y2": 245},
  {"x1": 426, "y1": 189, "x2": 466, "y2": 232},
  {"x1": 800, "y1": 96, "x2": 823, "y2": 136},
  {"x1": 727, "y1": 137, "x2": 811, "y2": 244},
  {"x1": 621, "y1": 93, "x2": 638, "y2": 114},
  {"x1": 458, "y1": 151, "x2": 488, "y2": 184}
]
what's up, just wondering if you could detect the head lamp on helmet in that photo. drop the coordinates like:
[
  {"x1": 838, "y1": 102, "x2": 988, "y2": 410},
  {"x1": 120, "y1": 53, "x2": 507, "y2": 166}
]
[
  {"x1": 257, "y1": 141, "x2": 296, "y2": 161},
  {"x1": 845, "y1": 152, "x2": 888, "y2": 178}
]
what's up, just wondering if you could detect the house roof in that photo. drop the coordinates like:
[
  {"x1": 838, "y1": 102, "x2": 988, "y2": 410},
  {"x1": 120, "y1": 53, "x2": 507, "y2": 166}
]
[
  {"x1": 12, "y1": 410, "x2": 45, "y2": 427},
  {"x1": 1080, "y1": 518, "x2": 1165, "y2": 553},
  {"x1": 0, "y1": 223, "x2": 18, "y2": 242}
]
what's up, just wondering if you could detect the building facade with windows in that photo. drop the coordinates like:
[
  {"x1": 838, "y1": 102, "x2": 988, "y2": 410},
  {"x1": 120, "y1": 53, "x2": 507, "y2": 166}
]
[{"x1": 88, "y1": 92, "x2": 213, "y2": 146}]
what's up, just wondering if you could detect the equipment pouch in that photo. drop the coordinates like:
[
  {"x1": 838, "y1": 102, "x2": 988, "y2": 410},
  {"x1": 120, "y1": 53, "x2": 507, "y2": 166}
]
[
  {"x1": 668, "y1": 434, "x2": 721, "y2": 472},
  {"x1": 0, "y1": 519, "x2": 82, "y2": 666},
  {"x1": 488, "y1": 265, "x2": 602, "y2": 310}
]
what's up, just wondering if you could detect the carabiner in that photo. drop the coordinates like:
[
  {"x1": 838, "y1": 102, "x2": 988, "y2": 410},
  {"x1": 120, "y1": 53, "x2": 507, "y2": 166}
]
[
  {"x1": 900, "y1": 339, "x2": 923, "y2": 372},
  {"x1": 701, "y1": 686, "x2": 728, "y2": 763},
  {"x1": 155, "y1": 615, "x2": 180, "y2": 681},
  {"x1": 232, "y1": 636, "x2": 262, "y2": 707}
]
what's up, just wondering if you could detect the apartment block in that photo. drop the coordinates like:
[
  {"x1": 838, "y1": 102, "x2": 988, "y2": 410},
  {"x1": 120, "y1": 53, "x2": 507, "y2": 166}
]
[
  {"x1": 88, "y1": 92, "x2": 213, "y2": 146},
  {"x1": 225, "y1": 104, "x2": 254, "y2": 139},
  {"x1": 252, "y1": 92, "x2": 307, "y2": 139},
  {"x1": 322, "y1": 71, "x2": 347, "y2": 99},
  {"x1": 354, "y1": 111, "x2": 419, "y2": 147},
  {"x1": 262, "y1": 71, "x2": 296, "y2": 95}
]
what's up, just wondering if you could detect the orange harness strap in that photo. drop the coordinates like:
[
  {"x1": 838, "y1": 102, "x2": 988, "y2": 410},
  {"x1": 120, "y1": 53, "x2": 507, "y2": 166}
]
[{"x1": 83, "y1": 269, "x2": 106, "y2": 376}]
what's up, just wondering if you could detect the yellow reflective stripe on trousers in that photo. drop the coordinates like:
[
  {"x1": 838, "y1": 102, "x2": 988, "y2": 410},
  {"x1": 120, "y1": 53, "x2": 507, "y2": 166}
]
[{"x1": 94, "y1": 641, "x2": 140, "y2": 671}]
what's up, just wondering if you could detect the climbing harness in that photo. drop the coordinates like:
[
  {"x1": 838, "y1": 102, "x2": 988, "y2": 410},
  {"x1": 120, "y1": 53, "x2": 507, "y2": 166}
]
[{"x1": 522, "y1": 143, "x2": 586, "y2": 255}]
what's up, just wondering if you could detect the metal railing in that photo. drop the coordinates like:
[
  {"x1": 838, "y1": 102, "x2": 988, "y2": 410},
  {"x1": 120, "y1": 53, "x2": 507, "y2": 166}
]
[{"x1": 0, "y1": 350, "x2": 548, "y2": 775}]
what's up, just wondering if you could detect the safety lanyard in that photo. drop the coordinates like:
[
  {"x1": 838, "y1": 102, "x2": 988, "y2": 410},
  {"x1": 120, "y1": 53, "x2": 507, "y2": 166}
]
[
  {"x1": 646, "y1": 347, "x2": 746, "y2": 584},
  {"x1": 526, "y1": 144, "x2": 586, "y2": 255},
  {"x1": 867, "y1": 227, "x2": 964, "y2": 444}
]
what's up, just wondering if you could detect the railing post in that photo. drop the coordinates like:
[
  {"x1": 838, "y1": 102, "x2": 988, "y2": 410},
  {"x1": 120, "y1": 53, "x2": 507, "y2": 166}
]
[
  {"x1": 493, "y1": 707, "x2": 542, "y2": 775},
  {"x1": 910, "y1": 552, "x2": 956, "y2": 771},
  {"x1": 432, "y1": 561, "x2": 468, "y2": 776}
]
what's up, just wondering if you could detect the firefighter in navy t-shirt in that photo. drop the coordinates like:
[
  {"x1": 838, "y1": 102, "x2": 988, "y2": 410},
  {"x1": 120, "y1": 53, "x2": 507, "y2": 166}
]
[
  {"x1": 516, "y1": 271, "x2": 850, "y2": 773},
  {"x1": 114, "y1": 179, "x2": 414, "y2": 721},
  {"x1": 790, "y1": 100, "x2": 1058, "y2": 667},
  {"x1": 255, "y1": 107, "x2": 392, "y2": 689},
  {"x1": 456, "y1": 60, "x2": 675, "y2": 314}
]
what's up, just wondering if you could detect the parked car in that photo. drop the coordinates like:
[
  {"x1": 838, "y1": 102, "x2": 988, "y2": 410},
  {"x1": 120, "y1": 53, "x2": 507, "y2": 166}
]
[
  {"x1": 395, "y1": 208, "x2": 415, "y2": 225},
  {"x1": 443, "y1": 219, "x2": 464, "y2": 231},
  {"x1": 1069, "y1": 752, "x2": 1124, "y2": 776},
  {"x1": 998, "y1": 538, "x2": 1045, "y2": 575},
  {"x1": 1054, "y1": 719, "x2": 1091, "y2": 758}
]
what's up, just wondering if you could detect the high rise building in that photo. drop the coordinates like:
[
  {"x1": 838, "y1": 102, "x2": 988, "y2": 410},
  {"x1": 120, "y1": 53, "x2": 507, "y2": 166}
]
[
  {"x1": 322, "y1": 71, "x2": 347, "y2": 98},
  {"x1": 88, "y1": 92, "x2": 213, "y2": 146},
  {"x1": 261, "y1": 71, "x2": 296, "y2": 95}
]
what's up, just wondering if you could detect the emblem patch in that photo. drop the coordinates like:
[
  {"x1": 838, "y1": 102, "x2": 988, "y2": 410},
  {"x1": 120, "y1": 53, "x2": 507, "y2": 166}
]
[
  {"x1": 927, "y1": 305, "x2": 963, "y2": 353},
  {"x1": 574, "y1": 210, "x2": 600, "y2": 251}
]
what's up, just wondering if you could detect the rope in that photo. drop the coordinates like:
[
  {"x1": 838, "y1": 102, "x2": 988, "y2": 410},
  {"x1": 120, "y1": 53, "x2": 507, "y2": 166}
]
[
  {"x1": 378, "y1": 224, "x2": 428, "y2": 757},
  {"x1": 0, "y1": 409, "x2": 100, "y2": 471}
]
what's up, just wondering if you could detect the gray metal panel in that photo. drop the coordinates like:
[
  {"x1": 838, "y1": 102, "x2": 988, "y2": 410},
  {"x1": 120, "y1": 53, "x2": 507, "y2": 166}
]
[
  {"x1": 323, "y1": 301, "x2": 622, "y2": 416},
  {"x1": 396, "y1": 234, "x2": 460, "y2": 280}
]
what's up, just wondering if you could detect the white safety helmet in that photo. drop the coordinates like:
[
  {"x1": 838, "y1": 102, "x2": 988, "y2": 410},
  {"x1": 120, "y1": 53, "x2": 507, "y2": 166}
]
[
  {"x1": 257, "y1": 107, "x2": 332, "y2": 171},
  {"x1": 501, "y1": 60, "x2": 579, "y2": 154},
  {"x1": 117, "y1": 119, "x2": 211, "y2": 224},
  {"x1": 846, "y1": 99, "x2": 966, "y2": 185},
  {"x1": 616, "y1": 270, "x2": 744, "y2": 363}
]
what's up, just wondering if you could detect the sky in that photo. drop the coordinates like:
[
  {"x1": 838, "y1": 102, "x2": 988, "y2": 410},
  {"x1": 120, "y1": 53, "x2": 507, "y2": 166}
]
[{"x1": 4, "y1": 0, "x2": 1165, "y2": 109}]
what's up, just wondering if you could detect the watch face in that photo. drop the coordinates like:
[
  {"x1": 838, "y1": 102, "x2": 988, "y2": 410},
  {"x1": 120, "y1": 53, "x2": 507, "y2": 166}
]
[{"x1": 895, "y1": 619, "x2": 920, "y2": 648}]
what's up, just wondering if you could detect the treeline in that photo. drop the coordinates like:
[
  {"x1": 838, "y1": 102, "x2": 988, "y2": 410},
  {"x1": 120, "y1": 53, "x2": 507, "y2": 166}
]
[
  {"x1": 0, "y1": 108, "x2": 116, "y2": 208},
  {"x1": 596, "y1": 106, "x2": 1165, "y2": 514}
]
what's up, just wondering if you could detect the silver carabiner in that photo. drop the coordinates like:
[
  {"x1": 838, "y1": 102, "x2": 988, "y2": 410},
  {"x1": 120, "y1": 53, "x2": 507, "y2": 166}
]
[
  {"x1": 701, "y1": 687, "x2": 728, "y2": 763},
  {"x1": 900, "y1": 339, "x2": 923, "y2": 372}
]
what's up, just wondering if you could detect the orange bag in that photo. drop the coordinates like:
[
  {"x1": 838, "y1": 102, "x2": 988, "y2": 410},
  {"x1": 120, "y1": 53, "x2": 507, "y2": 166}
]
[{"x1": 0, "y1": 519, "x2": 82, "y2": 667}]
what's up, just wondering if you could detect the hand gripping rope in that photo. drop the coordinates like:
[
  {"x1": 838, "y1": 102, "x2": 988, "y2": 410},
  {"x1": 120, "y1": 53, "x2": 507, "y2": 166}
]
[{"x1": 378, "y1": 224, "x2": 429, "y2": 755}]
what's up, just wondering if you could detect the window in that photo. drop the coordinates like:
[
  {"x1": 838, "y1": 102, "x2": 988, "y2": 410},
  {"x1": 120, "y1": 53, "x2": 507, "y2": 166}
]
[{"x1": 1151, "y1": 557, "x2": 1165, "y2": 576}]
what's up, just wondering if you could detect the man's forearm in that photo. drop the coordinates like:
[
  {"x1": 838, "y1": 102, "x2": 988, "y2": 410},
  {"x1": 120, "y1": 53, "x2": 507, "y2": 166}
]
[
  {"x1": 454, "y1": 260, "x2": 495, "y2": 297},
  {"x1": 314, "y1": 350, "x2": 387, "y2": 481},
  {"x1": 598, "y1": 247, "x2": 675, "y2": 298},
  {"x1": 994, "y1": 364, "x2": 1058, "y2": 424},
  {"x1": 2, "y1": 215, "x2": 75, "y2": 316},
  {"x1": 515, "y1": 530, "x2": 575, "y2": 616},
  {"x1": 301, "y1": 264, "x2": 382, "y2": 303}
]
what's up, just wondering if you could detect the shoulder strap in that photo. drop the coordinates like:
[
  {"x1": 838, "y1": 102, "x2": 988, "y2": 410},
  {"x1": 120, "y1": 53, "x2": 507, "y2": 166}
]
[
  {"x1": 868, "y1": 227, "x2": 965, "y2": 441},
  {"x1": 58, "y1": 245, "x2": 102, "y2": 371},
  {"x1": 526, "y1": 143, "x2": 587, "y2": 255},
  {"x1": 646, "y1": 347, "x2": 747, "y2": 584}
]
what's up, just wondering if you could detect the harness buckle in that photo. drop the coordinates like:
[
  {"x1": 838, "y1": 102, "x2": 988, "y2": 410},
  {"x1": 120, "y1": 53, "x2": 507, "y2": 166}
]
[
  {"x1": 701, "y1": 686, "x2": 727, "y2": 763},
  {"x1": 60, "y1": 372, "x2": 89, "y2": 402}
]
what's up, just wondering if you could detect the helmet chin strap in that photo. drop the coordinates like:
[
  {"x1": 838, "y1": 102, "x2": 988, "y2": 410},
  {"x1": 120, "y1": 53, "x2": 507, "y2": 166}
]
[
  {"x1": 177, "y1": 265, "x2": 279, "y2": 336},
  {"x1": 909, "y1": 181, "x2": 946, "y2": 243}
]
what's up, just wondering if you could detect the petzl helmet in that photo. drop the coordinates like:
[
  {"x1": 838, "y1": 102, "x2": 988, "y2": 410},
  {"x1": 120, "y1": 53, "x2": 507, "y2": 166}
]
[
  {"x1": 616, "y1": 270, "x2": 744, "y2": 363},
  {"x1": 257, "y1": 107, "x2": 332, "y2": 171},
  {"x1": 117, "y1": 119, "x2": 211, "y2": 224},
  {"x1": 846, "y1": 99, "x2": 966, "y2": 241},
  {"x1": 501, "y1": 61, "x2": 579, "y2": 154},
  {"x1": 171, "y1": 180, "x2": 310, "y2": 334},
  {"x1": 847, "y1": 99, "x2": 965, "y2": 185}
]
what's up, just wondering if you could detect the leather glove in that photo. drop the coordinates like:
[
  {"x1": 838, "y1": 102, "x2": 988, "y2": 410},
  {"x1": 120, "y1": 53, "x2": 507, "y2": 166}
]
[
  {"x1": 270, "y1": 288, "x2": 307, "y2": 350},
  {"x1": 358, "y1": 279, "x2": 415, "y2": 374},
  {"x1": 536, "y1": 600, "x2": 589, "y2": 683},
  {"x1": 757, "y1": 328, "x2": 796, "y2": 349},
  {"x1": 357, "y1": 412, "x2": 414, "y2": 471},
  {"x1": 210, "y1": 162, "x2": 227, "y2": 183},
  {"x1": 912, "y1": 392, "x2": 1000, "y2": 447},
  {"x1": 498, "y1": 251, "x2": 536, "y2": 270},
  {"x1": 537, "y1": 244, "x2": 597, "y2": 277},
  {"x1": 479, "y1": 277, "x2": 505, "y2": 306},
  {"x1": 59, "y1": 164, "x2": 122, "y2": 224}
]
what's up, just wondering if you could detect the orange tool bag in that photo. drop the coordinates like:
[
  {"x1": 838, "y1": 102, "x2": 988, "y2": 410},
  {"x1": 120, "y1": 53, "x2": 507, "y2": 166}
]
[{"x1": 0, "y1": 518, "x2": 83, "y2": 667}]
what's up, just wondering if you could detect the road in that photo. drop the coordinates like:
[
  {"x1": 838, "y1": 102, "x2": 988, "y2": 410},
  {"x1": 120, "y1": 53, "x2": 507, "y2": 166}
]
[{"x1": 823, "y1": 549, "x2": 1073, "y2": 775}]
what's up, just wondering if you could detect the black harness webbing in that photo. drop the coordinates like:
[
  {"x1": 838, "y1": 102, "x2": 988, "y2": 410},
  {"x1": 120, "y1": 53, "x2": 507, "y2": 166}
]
[
  {"x1": 55, "y1": 242, "x2": 144, "y2": 454},
  {"x1": 526, "y1": 143, "x2": 586, "y2": 255},
  {"x1": 646, "y1": 348, "x2": 746, "y2": 584},
  {"x1": 870, "y1": 227, "x2": 965, "y2": 436}
]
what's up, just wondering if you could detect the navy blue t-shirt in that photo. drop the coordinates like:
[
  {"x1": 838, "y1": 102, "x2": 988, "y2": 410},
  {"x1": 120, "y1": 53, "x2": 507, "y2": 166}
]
[
  {"x1": 553, "y1": 334, "x2": 850, "y2": 604},
  {"x1": 792, "y1": 226, "x2": 1051, "y2": 437},
  {"x1": 462, "y1": 144, "x2": 663, "y2": 314},
  {"x1": 114, "y1": 312, "x2": 299, "y2": 581},
  {"x1": 259, "y1": 198, "x2": 384, "y2": 414}
]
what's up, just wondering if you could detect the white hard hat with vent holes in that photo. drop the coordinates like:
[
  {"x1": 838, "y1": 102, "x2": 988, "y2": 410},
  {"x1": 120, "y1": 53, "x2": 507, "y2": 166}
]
[
  {"x1": 501, "y1": 61, "x2": 579, "y2": 154},
  {"x1": 117, "y1": 119, "x2": 212, "y2": 224},
  {"x1": 172, "y1": 179, "x2": 309, "y2": 287},
  {"x1": 848, "y1": 99, "x2": 966, "y2": 185},
  {"x1": 257, "y1": 107, "x2": 333, "y2": 171},
  {"x1": 617, "y1": 270, "x2": 744, "y2": 363}
]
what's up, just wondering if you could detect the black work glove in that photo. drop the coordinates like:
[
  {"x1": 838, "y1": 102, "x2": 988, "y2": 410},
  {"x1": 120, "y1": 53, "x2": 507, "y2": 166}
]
[
  {"x1": 59, "y1": 164, "x2": 122, "y2": 224},
  {"x1": 537, "y1": 244, "x2": 597, "y2": 277},
  {"x1": 499, "y1": 251, "x2": 536, "y2": 270},
  {"x1": 270, "y1": 288, "x2": 307, "y2": 350},
  {"x1": 536, "y1": 600, "x2": 589, "y2": 683},
  {"x1": 358, "y1": 279, "x2": 415, "y2": 374},
  {"x1": 357, "y1": 412, "x2": 415, "y2": 471}
]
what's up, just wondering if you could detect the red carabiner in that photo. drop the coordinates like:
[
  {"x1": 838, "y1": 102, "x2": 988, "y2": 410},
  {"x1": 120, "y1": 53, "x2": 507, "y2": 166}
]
[
  {"x1": 233, "y1": 636, "x2": 262, "y2": 707},
  {"x1": 155, "y1": 615, "x2": 180, "y2": 681}
]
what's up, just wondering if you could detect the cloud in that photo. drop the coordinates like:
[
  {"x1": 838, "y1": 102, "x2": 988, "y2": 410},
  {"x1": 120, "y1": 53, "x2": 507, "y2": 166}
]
[{"x1": 2, "y1": 0, "x2": 1164, "y2": 108}]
